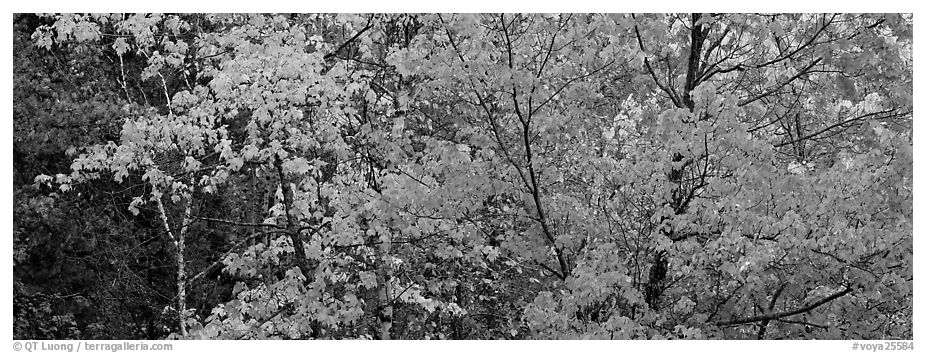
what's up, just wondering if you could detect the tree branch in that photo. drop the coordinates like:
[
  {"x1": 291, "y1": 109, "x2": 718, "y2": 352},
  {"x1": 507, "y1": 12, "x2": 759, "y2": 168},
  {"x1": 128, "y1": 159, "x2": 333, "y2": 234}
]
[
  {"x1": 753, "y1": 14, "x2": 834, "y2": 70},
  {"x1": 632, "y1": 16, "x2": 682, "y2": 108},
  {"x1": 193, "y1": 216, "x2": 286, "y2": 229},
  {"x1": 738, "y1": 57, "x2": 822, "y2": 107},
  {"x1": 324, "y1": 15, "x2": 375, "y2": 61},
  {"x1": 235, "y1": 304, "x2": 290, "y2": 339},
  {"x1": 757, "y1": 282, "x2": 788, "y2": 339},
  {"x1": 715, "y1": 285, "x2": 853, "y2": 327},
  {"x1": 185, "y1": 229, "x2": 290, "y2": 286},
  {"x1": 773, "y1": 108, "x2": 905, "y2": 148}
]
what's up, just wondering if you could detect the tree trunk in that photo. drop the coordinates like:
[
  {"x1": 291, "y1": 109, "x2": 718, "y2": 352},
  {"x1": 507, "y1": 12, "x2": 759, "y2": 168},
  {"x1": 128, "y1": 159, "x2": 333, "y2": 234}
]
[
  {"x1": 154, "y1": 191, "x2": 192, "y2": 337},
  {"x1": 645, "y1": 13, "x2": 710, "y2": 310},
  {"x1": 375, "y1": 233, "x2": 393, "y2": 340},
  {"x1": 275, "y1": 155, "x2": 311, "y2": 279},
  {"x1": 176, "y1": 199, "x2": 191, "y2": 337}
]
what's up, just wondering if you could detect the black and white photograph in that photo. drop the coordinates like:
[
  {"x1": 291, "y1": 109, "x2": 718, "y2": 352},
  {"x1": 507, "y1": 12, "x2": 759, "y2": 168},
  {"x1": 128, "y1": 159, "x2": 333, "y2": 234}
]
[{"x1": 10, "y1": 9, "x2": 914, "y2": 345}]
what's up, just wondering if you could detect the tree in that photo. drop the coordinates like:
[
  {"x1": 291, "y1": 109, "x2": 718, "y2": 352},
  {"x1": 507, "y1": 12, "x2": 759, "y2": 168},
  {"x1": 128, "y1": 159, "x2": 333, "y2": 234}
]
[{"x1": 24, "y1": 12, "x2": 911, "y2": 340}]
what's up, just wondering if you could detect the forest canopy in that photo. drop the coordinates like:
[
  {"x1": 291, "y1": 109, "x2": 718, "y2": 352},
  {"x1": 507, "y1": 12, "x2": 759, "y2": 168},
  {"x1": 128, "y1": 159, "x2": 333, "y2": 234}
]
[{"x1": 13, "y1": 13, "x2": 912, "y2": 340}]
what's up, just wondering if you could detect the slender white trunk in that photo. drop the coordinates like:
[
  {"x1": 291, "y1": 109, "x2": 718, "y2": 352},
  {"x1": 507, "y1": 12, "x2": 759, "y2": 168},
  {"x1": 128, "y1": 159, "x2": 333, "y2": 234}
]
[
  {"x1": 155, "y1": 192, "x2": 193, "y2": 337},
  {"x1": 375, "y1": 233, "x2": 393, "y2": 340},
  {"x1": 177, "y1": 198, "x2": 192, "y2": 336}
]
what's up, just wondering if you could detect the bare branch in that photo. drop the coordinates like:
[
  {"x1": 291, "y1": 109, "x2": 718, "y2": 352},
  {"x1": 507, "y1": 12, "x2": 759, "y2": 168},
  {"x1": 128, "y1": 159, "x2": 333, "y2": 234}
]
[
  {"x1": 185, "y1": 229, "x2": 290, "y2": 286},
  {"x1": 715, "y1": 285, "x2": 853, "y2": 327},
  {"x1": 193, "y1": 216, "x2": 286, "y2": 229},
  {"x1": 632, "y1": 17, "x2": 683, "y2": 108},
  {"x1": 753, "y1": 14, "x2": 834, "y2": 70},
  {"x1": 773, "y1": 108, "x2": 907, "y2": 148},
  {"x1": 324, "y1": 15, "x2": 375, "y2": 61},
  {"x1": 738, "y1": 57, "x2": 822, "y2": 107}
]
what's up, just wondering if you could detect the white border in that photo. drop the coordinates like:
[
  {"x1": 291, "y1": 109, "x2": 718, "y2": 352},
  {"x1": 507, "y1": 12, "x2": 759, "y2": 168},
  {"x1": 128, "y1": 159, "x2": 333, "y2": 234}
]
[{"x1": 3, "y1": 1, "x2": 919, "y2": 14}]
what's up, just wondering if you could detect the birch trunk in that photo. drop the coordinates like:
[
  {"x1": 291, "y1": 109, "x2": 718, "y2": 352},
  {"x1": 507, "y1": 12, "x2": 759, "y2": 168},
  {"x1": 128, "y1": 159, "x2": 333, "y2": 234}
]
[
  {"x1": 154, "y1": 192, "x2": 193, "y2": 337},
  {"x1": 375, "y1": 233, "x2": 393, "y2": 340}
]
